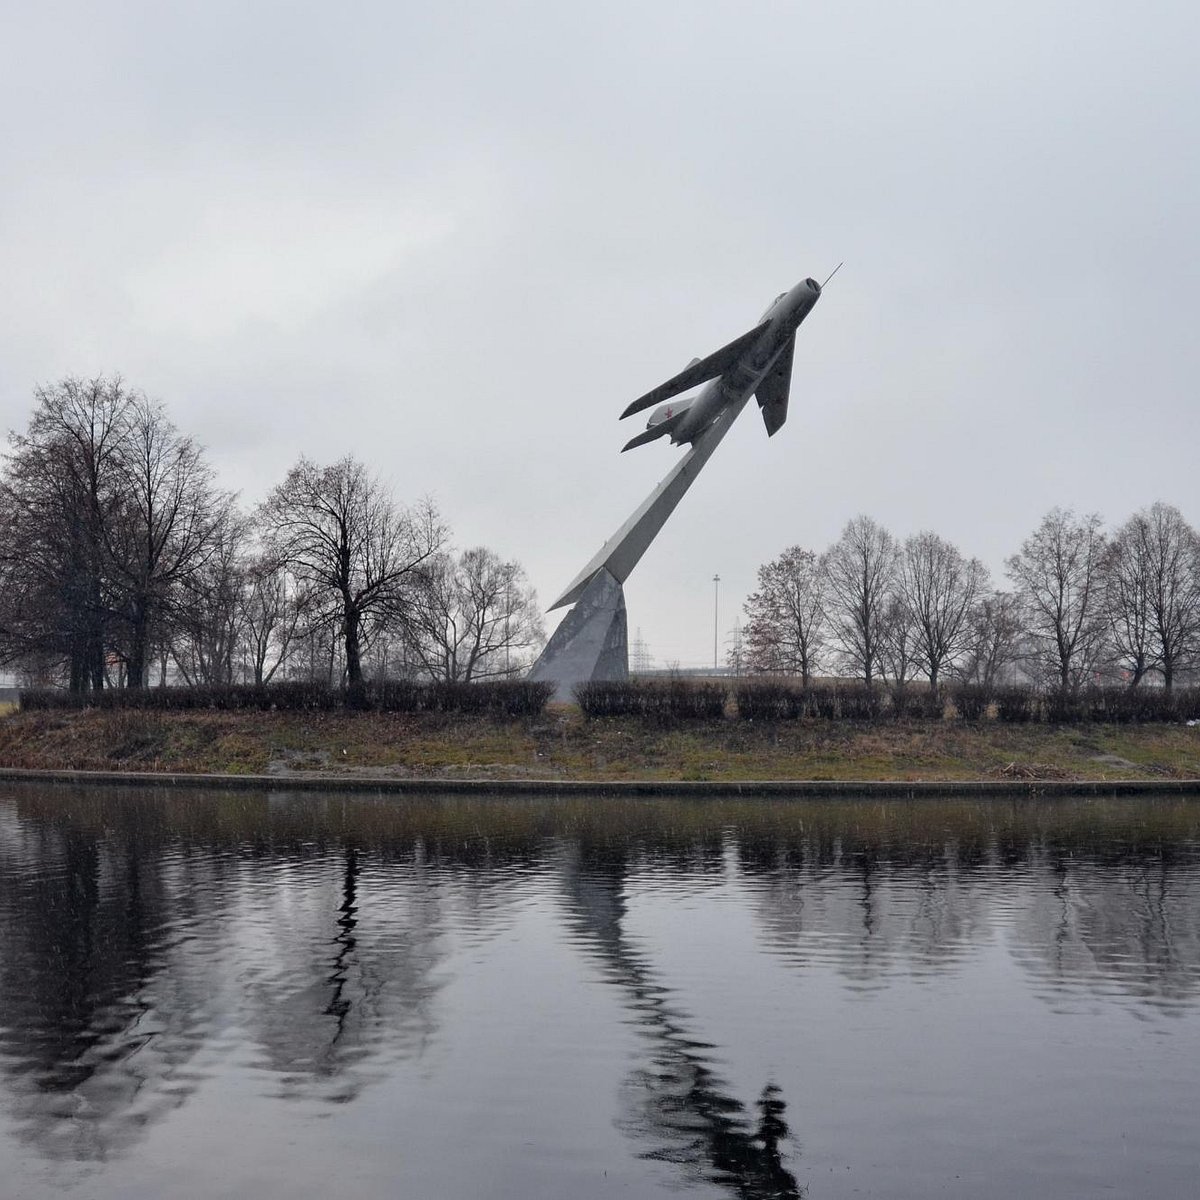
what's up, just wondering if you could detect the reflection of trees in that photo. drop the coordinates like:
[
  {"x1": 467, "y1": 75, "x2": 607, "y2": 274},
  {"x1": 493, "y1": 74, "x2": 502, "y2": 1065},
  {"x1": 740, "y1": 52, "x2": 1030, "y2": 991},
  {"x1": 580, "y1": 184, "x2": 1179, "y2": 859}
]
[
  {"x1": 558, "y1": 841, "x2": 803, "y2": 1199},
  {"x1": 227, "y1": 796, "x2": 541, "y2": 1103},
  {"x1": 241, "y1": 843, "x2": 448, "y2": 1103},
  {"x1": 2, "y1": 784, "x2": 1200, "y2": 1176},
  {"x1": 744, "y1": 835, "x2": 990, "y2": 991},
  {"x1": 0, "y1": 789, "x2": 531, "y2": 1154},
  {"x1": 740, "y1": 804, "x2": 1200, "y2": 1010},
  {"x1": 0, "y1": 801, "x2": 210, "y2": 1160},
  {"x1": 1011, "y1": 848, "x2": 1200, "y2": 1010}
]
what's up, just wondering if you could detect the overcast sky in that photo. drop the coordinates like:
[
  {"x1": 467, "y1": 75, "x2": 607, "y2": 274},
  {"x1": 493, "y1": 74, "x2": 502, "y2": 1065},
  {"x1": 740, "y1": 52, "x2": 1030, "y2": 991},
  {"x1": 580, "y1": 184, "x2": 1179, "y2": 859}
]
[{"x1": 3, "y1": 1, "x2": 1197, "y2": 666}]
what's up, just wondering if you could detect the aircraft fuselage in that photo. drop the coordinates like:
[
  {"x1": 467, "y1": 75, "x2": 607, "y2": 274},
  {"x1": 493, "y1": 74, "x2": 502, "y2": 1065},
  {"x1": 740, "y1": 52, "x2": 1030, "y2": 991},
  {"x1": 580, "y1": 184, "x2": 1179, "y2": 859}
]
[{"x1": 674, "y1": 277, "x2": 820, "y2": 443}]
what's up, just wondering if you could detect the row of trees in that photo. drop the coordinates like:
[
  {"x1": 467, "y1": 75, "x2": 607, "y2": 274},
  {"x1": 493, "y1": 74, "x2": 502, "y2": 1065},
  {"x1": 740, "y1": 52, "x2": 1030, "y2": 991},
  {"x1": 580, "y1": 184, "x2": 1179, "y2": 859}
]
[
  {"x1": 0, "y1": 377, "x2": 544, "y2": 692},
  {"x1": 741, "y1": 506, "x2": 1200, "y2": 697}
]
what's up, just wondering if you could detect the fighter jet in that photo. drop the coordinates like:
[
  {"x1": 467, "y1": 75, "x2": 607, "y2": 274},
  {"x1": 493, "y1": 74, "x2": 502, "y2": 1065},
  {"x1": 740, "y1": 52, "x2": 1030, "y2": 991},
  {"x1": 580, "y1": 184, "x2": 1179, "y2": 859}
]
[
  {"x1": 535, "y1": 271, "x2": 831, "y2": 621},
  {"x1": 619, "y1": 276, "x2": 823, "y2": 452}
]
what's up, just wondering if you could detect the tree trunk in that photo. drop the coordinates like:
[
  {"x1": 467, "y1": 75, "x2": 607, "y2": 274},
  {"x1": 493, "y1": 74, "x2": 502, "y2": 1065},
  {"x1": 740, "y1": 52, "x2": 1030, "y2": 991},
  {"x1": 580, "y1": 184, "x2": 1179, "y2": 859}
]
[
  {"x1": 343, "y1": 605, "x2": 362, "y2": 686},
  {"x1": 88, "y1": 631, "x2": 105, "y2": 692},
  {"x1": 69, "y1": 648, "x2": 85, "y2": 695},
  {"x1": 127, "y1": 604, "x2": 149, "y2": 689}
]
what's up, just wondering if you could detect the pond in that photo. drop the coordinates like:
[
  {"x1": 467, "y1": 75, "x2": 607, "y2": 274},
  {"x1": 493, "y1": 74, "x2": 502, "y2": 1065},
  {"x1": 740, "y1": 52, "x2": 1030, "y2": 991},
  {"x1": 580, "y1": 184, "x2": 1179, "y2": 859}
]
[{"x1": 1, "y1": 786, "x2": 1199, "y2": 1198}]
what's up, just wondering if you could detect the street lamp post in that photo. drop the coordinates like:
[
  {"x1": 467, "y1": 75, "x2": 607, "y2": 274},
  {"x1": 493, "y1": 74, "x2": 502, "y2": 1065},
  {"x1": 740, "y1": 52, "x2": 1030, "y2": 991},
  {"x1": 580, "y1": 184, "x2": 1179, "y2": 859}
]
[{"x1": 712, "y1": 573, "x2": 720, "y2": 671}]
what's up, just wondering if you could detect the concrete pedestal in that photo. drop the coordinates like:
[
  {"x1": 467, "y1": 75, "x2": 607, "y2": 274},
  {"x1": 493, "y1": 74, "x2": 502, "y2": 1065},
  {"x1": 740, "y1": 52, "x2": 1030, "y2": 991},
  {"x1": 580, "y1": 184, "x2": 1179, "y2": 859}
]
[{"x1": 528, "y1": 568, "x2": 628, "y2": 703}]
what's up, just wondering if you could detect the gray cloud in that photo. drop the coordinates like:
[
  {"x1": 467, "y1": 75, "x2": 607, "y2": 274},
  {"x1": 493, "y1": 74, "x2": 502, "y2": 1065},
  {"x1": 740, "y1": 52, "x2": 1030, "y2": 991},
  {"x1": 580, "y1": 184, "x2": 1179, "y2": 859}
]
[{"x1": 3, "y1": 1, "x2": 1197, "y2": 665}]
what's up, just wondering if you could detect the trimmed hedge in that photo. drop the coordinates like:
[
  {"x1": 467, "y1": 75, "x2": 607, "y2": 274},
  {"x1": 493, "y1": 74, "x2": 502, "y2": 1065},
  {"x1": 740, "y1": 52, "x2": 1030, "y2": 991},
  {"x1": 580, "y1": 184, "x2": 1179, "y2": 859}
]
[
  {"x1": 890, "y1": 687, "x2": 945, "y2": 721},
  {"x1": 733, "y1": 681, "x2": 887, "y2": 722},
  {"x1": 994, "y1": 686, "x2": 1038, "y2": 723},
  {"x1": 574, "y1": 679, "x2": 726, "y2": 719},
  {"x1": 734, "y1": 681, "x2": 808, "y2": 720},
  {"x1": 18, "y1": 677, "x2": 1199, "y2": 725},
  {"x1": 837, "y1": 684, "x2": 885, "y2": 721},
  {"x1": 952, "y1": 683, "x2": 992, "y2": 722},
  {"x1": 18, "y1": 679, "x2": 553, "y2": 718}
]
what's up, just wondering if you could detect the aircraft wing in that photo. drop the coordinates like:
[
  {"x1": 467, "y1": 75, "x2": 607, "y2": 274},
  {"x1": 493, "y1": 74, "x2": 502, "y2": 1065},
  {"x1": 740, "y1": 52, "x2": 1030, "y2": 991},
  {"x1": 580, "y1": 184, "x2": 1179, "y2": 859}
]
[
  {"x1": 620, "y1": 320, "x2": 770, "y2": 420},
  {"x1": 621, "y1": 405, "x2": 690, "y2": 452},
  {"x1": 756, "y1": 334, "x2": 794, "y2": 436}
]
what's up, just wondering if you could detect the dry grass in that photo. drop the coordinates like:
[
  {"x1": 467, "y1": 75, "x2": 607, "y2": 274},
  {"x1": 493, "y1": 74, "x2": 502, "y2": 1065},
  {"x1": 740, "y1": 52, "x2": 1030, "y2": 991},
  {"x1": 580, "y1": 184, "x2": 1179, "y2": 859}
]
[{"x1": 0, "y1": 705, "x2": 1198, "y2": 782}]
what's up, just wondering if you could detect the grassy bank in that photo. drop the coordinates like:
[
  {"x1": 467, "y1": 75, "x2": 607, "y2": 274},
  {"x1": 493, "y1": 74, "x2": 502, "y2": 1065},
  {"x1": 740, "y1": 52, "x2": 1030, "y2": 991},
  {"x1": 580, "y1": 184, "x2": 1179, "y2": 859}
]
[{"x1": 0, "y1": 705, "x2": 1198, "y2": 782}]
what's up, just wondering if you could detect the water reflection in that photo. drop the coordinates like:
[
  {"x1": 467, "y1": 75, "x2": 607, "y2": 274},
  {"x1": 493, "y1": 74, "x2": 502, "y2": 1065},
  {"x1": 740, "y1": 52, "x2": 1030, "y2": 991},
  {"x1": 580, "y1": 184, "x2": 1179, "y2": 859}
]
[
  {"x1": 0, "y1": 802, "x2": 213, "y2": 1160},
  {"x1": 560, "y1": 843, "x2": 802, "y2": 1196},
  {"x1": 239, "y1": 845, "x2": 447, "y2": 1103},
  {"x1": 0, "y1": 787, "x2": 1198, "y2": 1195},
  {"x1": 734, "y1": 800, "x2": 1200, "y2": 1007},
  {"x1": 1012, "y1": 850, "x2": 1200, "y2": 1012}
]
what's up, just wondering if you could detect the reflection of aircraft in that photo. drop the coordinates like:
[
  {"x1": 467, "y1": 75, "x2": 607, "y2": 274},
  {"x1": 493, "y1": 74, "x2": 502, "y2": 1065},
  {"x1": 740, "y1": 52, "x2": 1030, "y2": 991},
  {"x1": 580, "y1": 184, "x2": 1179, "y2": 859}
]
[
  {"x1": 558, "y1": 847, "x2": 804, "y2": 1199},
  {"x1": 619, "y1": 277, "x2": 823, "y2": 452}
]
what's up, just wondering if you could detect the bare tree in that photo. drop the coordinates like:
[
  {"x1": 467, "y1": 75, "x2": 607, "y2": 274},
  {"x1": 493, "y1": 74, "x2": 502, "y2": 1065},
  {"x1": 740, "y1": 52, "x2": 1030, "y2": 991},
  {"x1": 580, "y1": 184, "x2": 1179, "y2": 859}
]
[
  {"x1": 741, "y1": 546, "x2": 827, "y2": 684},
  {"x1": 105, "y1": 397, "x2": 226, "y2": 687},
  {"x1": 290, "y1": 610, "x2": 345, "y2": 685},
  {"x1": 171, "y1": 511, "x2": 248, "y2": 685},
  {"x1": 957, "y1": 592, "x2": 1025, "y2": 688},
  {"x1": 1006, "y1": 508, "x2": 1108, "y2": 691},
  {"x1": 260, "y1": 456, "x2": 445, "y2": 687},
  {"x1": 897, "y1": 531, "x2": 988, "y2": 699},
  {"x1": 821, "y1": 515, "x2": 898, "y2": 685},
  {"x1": 877, "y1": 593, "x2": 921, "y2": 691},
  {"x1": 0, "y1": 377, "x2": 133, "y2": 691},
  {"x1": 1111, "y1": 502, "x2": 1200, "y2": 692},
  {"x1": 405, "y1": 547, "x2": 544, "y2": 682},
  {"x1": 1105, "y1": 517, "x2": 1156, "y2": 686},
  {"x1": 241, "y1": 556, "x2": 306, "y2": 685}
]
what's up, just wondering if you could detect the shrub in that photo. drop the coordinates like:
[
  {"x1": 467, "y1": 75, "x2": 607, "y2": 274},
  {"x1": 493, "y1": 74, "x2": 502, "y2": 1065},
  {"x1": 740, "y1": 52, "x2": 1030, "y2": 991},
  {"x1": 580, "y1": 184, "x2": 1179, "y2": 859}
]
[
  {"x1": 1173, "y1": 687, "x2": 1200, "y2": 721},
  {"x1": 499, "y1": 680, "x2": 555, "y2": 717},
  {"x1": 1079, "y1": 685, "x2": 1172, "y2": 724},
  {"x1": 466, "y1": 679, "x2": 553, "y2": 716},
  {"x1": 665, "y1": 680, "x2": 727, "y2": 719},
  {"x1": 952, "y1": 683, "x2": 991, "y2": 722},
  {"x1": 574, "y1": 679, "x2": 639, "y2": 717},
  {"x1": 838, "y1": 683, "x2": 883, "y2": 721},
  {"x1": 1130, "y1": 687, "x2": 1174, "y2": 723},
  {"x1": 17, "y1": 677, "x2": 552, "y2": 718},
  {"x1": 889, "y1": 686, "x2": 942, "y2": 721},
  {"x1": 995, "y1": 685, "x2": 1037, "y2": 723},
  {"x1": 575, "y1": 678, "x2": 726, "y2": 719},
  {"x1": 371, "y1": 680, "x2": 422, "y2": 712},
  {"x1": 809, "y1": 685, "x2": 839, "y2": 720},
  {"x1": 734, "y1": 680, "x2": 807, "y2": 721},
  {"x1": 264, "y1": 681, "x2": 341, "y2": 711},
  {"x1": 1044, "y1": 689, "x2": 1085, "y2": 724},
  {"x1": 18, "y1": 688, "x2": 69, "y2": 711}
]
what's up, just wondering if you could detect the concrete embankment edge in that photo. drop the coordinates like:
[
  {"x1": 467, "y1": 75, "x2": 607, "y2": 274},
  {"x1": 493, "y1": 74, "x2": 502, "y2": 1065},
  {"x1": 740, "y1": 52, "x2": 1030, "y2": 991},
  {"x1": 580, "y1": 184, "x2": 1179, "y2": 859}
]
[{"x1": 0, "y1": 767, "x2": 1199, "y2": 798}]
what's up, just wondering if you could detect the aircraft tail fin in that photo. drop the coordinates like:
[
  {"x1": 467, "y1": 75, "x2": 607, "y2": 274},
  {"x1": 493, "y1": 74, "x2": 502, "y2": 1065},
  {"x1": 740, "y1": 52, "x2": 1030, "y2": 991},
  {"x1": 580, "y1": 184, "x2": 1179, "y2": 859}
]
[{"x1": 620, "y1": 319, "x2": 770, "y2": 420}]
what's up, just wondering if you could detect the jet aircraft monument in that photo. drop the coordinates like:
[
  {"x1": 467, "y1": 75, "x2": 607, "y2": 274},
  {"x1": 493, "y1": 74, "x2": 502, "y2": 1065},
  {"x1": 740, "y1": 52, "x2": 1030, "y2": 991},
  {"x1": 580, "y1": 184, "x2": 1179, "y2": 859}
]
[{"x1": 528, "y1": 274, "x2": 826, "y2": 699}]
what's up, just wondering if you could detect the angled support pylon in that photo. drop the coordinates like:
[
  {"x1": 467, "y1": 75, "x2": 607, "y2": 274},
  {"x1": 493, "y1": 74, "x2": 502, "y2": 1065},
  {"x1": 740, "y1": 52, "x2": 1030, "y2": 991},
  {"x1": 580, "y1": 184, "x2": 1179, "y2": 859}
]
[{"x1": 528, "y1": 395, "x2": 749, "y2": 701}]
